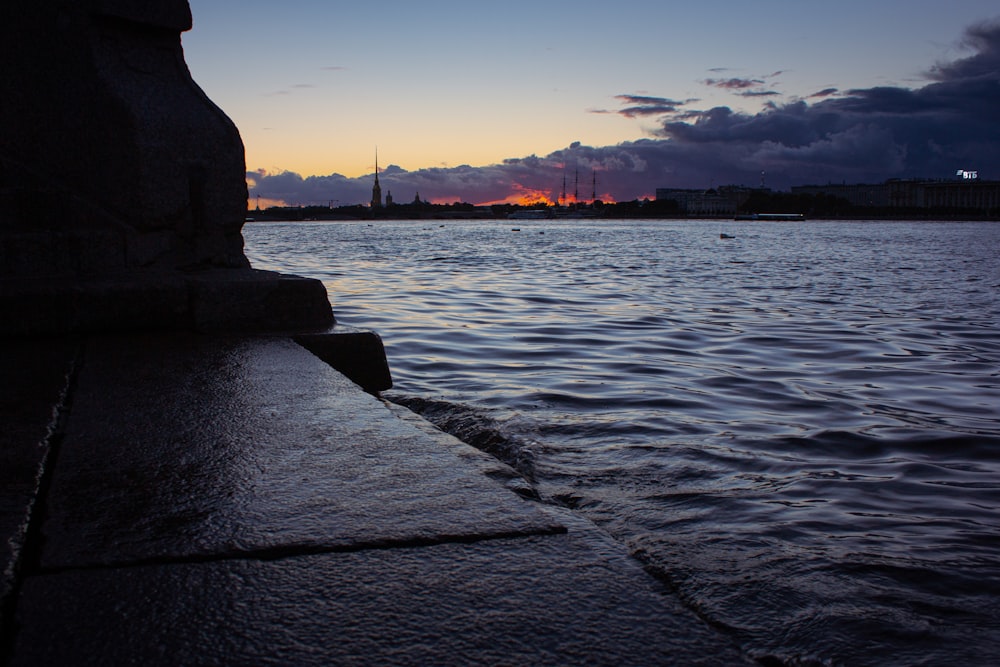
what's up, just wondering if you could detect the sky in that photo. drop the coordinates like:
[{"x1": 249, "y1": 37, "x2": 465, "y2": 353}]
[{"x1": 182, "y1": 0, "x2": 1000, "y2": 207}]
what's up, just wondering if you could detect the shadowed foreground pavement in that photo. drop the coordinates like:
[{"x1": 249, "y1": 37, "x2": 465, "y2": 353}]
[{"x1": 1, "y1": 334, "x2": 745, "y2": 665}]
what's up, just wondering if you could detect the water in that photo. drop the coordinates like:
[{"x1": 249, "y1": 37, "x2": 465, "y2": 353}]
[{"x1": 245, "y1": 219, "x2": 1000, "y2": 666}]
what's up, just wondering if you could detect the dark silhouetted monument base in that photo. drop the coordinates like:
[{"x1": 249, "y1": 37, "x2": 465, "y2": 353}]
[
  {"x1": 0, "y1": 1, "x2": 348, "y2": 338},
  {"x1": 0, "y1": 0, "x2": 391, "y2": 393}
]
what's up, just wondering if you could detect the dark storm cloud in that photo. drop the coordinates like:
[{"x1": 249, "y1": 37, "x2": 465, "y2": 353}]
[
  {"x1": 251, "y1": 20, "x2": 1000, "y2": 205},
  {"x1": 703, "y1": 77, "x2": 765, "y2": 90},
  {"x1": 808, "y1": 88, "x2": 839, "y2": 99},
  {"x1": 595, "y1": 94, "x2": 688, "y2": 118},
  {"x1": 703, "y1": 70, "x2": 784, "y2": 99},
  {"x1": 928, "y1": 19, "x2": 1000, "y2": 80},
  {"x1": 247, "y1": 170, "x2": 355, "y2": 205},
  {"x1": 616, "y1": 94, "x2": 683, "y2": 106},
  {"x1": 648, "y1": 19, "x2": 1000, "y2": 186},
  {"x1": 248, "y1": 162, "x2": 542, "y2": 207}
]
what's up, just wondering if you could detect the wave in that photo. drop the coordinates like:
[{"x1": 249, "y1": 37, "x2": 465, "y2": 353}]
[{"x1": 386, "y1": 392, "x2": 538, "y2": 481}]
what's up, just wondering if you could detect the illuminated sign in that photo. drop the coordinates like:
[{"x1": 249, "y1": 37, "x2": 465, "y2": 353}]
[{"x1": 956, "y1": 169, "x2": 979, "y2": 180}]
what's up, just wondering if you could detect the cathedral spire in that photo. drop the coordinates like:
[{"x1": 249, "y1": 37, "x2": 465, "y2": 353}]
[{"x1": 371, "y1": 147, "x2": 382, "y2": 209}]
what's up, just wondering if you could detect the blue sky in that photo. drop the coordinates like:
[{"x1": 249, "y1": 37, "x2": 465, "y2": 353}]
[{"x1": 183, "y1": 1, "x2": 1000, "y2": 205}]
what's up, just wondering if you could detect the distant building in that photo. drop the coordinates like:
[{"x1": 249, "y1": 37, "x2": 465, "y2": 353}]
[
  {"x1": 792, "y1": 182, "x2": 900, "y2": 207},
  {"x1": 921, "y1": 179, "x2": 1000, "y2": 210},
  {"x1": 792, "y1": 178, "x2": 1000, "y2": 211},
  {"x1": 791, "y1": 182, "x2": 895, "y2": 207},
  {"x1": 655, "y1": 186, "x2": 755, "y2": 215}
]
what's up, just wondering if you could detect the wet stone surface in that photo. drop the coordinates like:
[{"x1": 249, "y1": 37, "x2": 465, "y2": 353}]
[
  {"x1": 39, "y1": 334, "x2": 562, "y2": 569},
  {"x1": 0, "y1": 339, "x2": 78, "y2": 624},
  {"x1": 3, "y1": 333, "x2": 745, "y2": 665},
  {"x1": 14, "y1": 522, "x2": 744, "y2": 666}
]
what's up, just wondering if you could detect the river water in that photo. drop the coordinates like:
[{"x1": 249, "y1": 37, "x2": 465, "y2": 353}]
[{"x1": 244, "y1": 219, "x2": 1000, "y2": 666}]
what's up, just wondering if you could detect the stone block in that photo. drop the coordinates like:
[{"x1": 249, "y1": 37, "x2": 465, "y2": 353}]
[{"x1": 295, "y1": 326, "x2": 393, "y2": 393}]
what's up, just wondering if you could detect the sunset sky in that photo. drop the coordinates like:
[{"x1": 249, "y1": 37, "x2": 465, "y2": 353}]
[{"x1": 183, "y1": 1, "x2": 1000, "y2": 206}]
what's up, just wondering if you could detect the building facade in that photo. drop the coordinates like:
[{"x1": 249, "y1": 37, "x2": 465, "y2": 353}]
[
  {"x1": 655, "y1": 186, "x2": 755, "y2": 215},
  {"x1": 792, "y1": 179, "x2": 1000, "y2": 212},
  {"x1": 920, "y1": 180, "x2": 1000, "y2": 211}
]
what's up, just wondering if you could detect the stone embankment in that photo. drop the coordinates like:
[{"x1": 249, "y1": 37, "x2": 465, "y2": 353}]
[{"x1": 1, "y1": 334, "x2": 746, "y2": 665}]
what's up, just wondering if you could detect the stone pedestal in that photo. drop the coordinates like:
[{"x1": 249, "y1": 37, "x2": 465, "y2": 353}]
[
  {"x1": 0, "y1": 270, "x2": 335, "y2": 336},
  {"x1": 0, "y1": 1, "x2": 335, "y2": 334}
]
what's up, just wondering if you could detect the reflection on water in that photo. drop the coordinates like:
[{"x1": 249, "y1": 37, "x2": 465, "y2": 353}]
[{"x1": 247, "y1": 219, "x2": 1000, "y2": 666}]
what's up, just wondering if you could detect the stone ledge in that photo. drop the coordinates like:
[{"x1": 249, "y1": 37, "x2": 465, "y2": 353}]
[
  {"x1": 295, "y1": 326, "x2": 393, "y2": 394},
  {"x1": 0, "y1": 269, "x2": 334, "y2": 335}
]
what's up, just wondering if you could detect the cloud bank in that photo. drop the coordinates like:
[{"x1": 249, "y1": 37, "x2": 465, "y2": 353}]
[{"x1": 249, "y1": 20, "x2": 1000, "y2": 207}]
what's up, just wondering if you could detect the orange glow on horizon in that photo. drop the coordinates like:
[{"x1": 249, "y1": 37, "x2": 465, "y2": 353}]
[
  {"x1": 246, "y1": 191, "x2": 623, "y2": 209},
  {"x1": 481, "y1": 184, "x2": 557, "y2": 207},
  {"x1": 243, "y1": 175, "x2": 622, "y2": 209}
]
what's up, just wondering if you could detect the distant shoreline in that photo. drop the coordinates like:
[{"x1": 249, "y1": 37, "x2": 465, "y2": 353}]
[{"x1": 246, "y1": 212, "x2": 1000, "y2": 223}]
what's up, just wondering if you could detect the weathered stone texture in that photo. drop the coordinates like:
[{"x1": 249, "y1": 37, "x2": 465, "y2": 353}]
[{"x1": 0, "y1": 1, "x2": 248, "y2": 272}]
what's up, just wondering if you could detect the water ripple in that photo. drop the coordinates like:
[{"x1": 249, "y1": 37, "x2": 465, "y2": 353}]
[{"x1": 247, "y1": 219, "x2": 1000, "y2": 665}]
